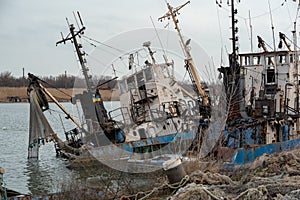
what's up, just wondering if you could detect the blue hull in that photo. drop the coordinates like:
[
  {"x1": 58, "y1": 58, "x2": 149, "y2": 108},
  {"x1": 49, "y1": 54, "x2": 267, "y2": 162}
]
[
  {"x1": 88, "y1": 130, "x2": 195, "y2": 159},
  {"x1": 232, "y1": 137, "x2": 300, "y2": 165}
]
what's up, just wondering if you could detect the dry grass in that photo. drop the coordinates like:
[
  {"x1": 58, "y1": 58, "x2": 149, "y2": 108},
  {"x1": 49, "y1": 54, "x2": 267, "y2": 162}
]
[{"x1": 0, "y1": 87, "x2": 119, "y2": 102}]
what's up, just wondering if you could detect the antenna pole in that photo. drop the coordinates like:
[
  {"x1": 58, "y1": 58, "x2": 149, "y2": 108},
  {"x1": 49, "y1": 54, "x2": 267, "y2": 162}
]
[
  {"x1": 231, "y1": 0, "x2": 237, "y2": 62},
  {"x1": 77, "y1": 11, "x2": 84, "y2": 26},
  {"x1": 293, "y1": 23, "x2": 298, "y2": 52},
  {"x1": 73, "y1": 11, "x2": 81, "y2": 30},
  {"x1": 230, "y1": 0, "x2": 239, "y2": 78},
  {"x1": 249, "y1": 10, "x2": 253, "y2": 52},
  {"x1": 268, "y1": 0, "x2": 277, "y2": 53},
  {"x1": 227, "y1": 0, "x2": 242, "y2": 119},
  {"x1": 69, "y1": 24, "x2": 92, "y2": 92},
  {"x1": 56, "y1": 15, "x2": 93, "y2": 92},
  {"x1": 268, "y1": 0, "x2": 278, "y2": 86},
  {"x1": 150, "y1": 16, "x2": 168, "y2": 63}
]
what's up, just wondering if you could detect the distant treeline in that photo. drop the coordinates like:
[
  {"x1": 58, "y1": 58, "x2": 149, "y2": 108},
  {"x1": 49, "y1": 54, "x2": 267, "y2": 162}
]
[{"x1": 0, "y1": 71, "x2": 117, "y2": 89}]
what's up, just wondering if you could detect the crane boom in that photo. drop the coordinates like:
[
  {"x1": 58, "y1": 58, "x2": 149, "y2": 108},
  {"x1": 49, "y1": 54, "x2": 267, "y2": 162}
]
[{"x1": 159, "y1": 1, "x2": 209, "y2": 105}]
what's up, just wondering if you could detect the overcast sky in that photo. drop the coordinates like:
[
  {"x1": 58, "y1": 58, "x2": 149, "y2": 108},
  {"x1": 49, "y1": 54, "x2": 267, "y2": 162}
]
[{"x1": 0, "y1": 0, "x2": 299, "y2": 77}]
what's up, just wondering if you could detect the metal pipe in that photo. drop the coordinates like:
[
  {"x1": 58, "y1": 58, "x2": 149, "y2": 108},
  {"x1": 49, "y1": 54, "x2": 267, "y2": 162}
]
[{"x1": 285, "y1": 82, "x2": 293, "y2": 115}]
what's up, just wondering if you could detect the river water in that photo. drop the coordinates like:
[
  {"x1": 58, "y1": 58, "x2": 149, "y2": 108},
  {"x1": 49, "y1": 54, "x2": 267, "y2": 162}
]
[{"x1": 0, "y1": 102, "x2": 121, "y2": 195}]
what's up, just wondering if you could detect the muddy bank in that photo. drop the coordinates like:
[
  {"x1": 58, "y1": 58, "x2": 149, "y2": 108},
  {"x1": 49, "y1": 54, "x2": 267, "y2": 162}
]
[
  {"x1": 8, "y1": 147, "x2": 300, "y2": 199},
  {"x1": 121, "y1": 148, "x2": 300, "y2": 199},
  {"x1": 0, "y1": 87, "x2": 119, "y2": 102}
]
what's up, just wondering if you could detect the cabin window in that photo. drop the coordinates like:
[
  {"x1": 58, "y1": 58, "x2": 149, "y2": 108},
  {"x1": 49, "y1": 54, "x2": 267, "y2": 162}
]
[
  {"x1": 148, "y1": 127, "x2": 155, "y2": 137},
  {"x1": 244, "y1": 56, "x2": 250, "y2": 66},
  {"x1": 266, "y1": 68, "x2": 275, "y2": 83},
  {"x1": 127, "y1": 76, "x2": 135, "y2": 90},
  {"x1": 278, "y1": 55, "x2": 286, "y2": 64},
  {"x1": 267, "y1": 56, "x2": 275, "y2": 65},
  {"x1": 160, "y1": 64, "x2": 170, "y2": 78},
  {"x1": 137, "y1": 72, "x2": 144, "y2": 87},
  {"x1": 138, "y1": 128, "x2": 146, "y2": 138},
  {"x1": 145, "y1": 67, "x2": 152, "y2": 81},
  {"x1": 290, "y1": 54, "x2": 294, "y2": 63},
  {"x1": 151, "y1": 67, "x2": 159, "y2": 79},
  {"x1": 119, "y1": 80, "x2": 126, "y2": 94},
  {"x1": 263, "y1": 106, "x2": 269, "y2": 115},
  {"x1": 241, "y1": 56, "x2": 250, "y2": 66},
  {"x1": 253, "y1": 56, "x2": 260, "y2": 65}
]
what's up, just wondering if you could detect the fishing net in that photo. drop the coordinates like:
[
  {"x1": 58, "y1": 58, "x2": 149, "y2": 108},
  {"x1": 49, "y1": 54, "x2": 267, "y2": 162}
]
[{"x1": 28, "y1": 89, "x2": 54, "y2": 159}]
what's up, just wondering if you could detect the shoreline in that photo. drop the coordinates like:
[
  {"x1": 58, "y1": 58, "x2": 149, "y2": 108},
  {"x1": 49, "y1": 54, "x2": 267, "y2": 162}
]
[{"x1": 0, "y1": 87, "x2": 119, "y2": 102}]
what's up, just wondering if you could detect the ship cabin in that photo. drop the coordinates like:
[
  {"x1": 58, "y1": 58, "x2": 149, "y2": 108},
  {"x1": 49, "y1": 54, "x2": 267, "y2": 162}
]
[
  {"x1": 223, "y1": 50, "x2": 300, "y2": 148},
  {"x1": 109, "y1": 60, "x2": 189, "y2": 142},
  {"x1": 239, "y1": 51, "x2": 300, "y2": 120}
]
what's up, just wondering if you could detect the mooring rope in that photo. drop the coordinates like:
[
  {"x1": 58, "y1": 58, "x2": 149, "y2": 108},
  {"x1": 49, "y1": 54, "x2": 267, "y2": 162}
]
[
  {"x1": 121, "y1": 175, "x2": 190, "y2": 200},
  {"x1": 121, "y1": 173, "x2": 224, "y2": 200}
]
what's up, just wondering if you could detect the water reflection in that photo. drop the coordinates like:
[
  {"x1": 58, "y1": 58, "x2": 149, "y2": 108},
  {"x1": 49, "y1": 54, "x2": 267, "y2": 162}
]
[
  {"x1": 25, "y1": 160, "x2": 51, "y2": 194},
  {"x1": 24, "y1": 158, "x2": 73, "y2": 195}
]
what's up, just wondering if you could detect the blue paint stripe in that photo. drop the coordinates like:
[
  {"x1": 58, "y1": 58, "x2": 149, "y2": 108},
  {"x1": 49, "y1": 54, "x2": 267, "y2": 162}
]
[
  {"x1": 90, "y1": 131, "x2": 195, "y2": 157},
  {"x1": 232, "y1": 137, "x2": 300, "y2": 164}
]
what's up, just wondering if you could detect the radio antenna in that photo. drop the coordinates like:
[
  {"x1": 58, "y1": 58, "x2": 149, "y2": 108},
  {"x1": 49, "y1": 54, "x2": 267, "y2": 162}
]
[
  {"x1": 77, "y1": 11, "x2": 84, "y2": 26},
  {"x1": 73, "y1": 11, "x2": 81, "y2": 30}
]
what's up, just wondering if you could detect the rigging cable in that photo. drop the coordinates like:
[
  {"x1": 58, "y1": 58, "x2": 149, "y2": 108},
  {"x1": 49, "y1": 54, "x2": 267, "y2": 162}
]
[
  {"x1": 81, "y1": 37, "x2": 123, "y2": 63},
  {"x1": 40, "y1": 80, "x2": 72, "y2": 98},
  {"x1": 216, "y1": 2, "x2": 225, "y2": 66},
  {"x1": 150, "y1": 16, "x2": 168, "y2": 62},
  {"x1": 82, "y1": 35, "x2": 125, "y2": 54},
  {"x1": 216, "y1": 0, "x2": 287, "y2": 20}
]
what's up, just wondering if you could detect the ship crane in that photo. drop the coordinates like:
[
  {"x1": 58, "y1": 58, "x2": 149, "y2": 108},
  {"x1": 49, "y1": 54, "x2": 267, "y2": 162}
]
[
  {"x1": 158, "y1": 1, "x2": 209, "y2": 106},
  {"x1": 257, "y1": 35, "x2": 276, "y2": 66},
  {"x1": 257, "y1": 35, "x2": 270, "y2": 52},
  {"x1": 278, "y1": 32, "x2": 294, "y2": 52}
]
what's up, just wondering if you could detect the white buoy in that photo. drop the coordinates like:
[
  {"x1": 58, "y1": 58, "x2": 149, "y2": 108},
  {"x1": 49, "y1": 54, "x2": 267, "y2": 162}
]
[
  {"x1": 2, "y1": 127, "x2": 7, "y2": 130},
  {"x1": 163, "y1": 157, "x2": 186, "y2": 184}
]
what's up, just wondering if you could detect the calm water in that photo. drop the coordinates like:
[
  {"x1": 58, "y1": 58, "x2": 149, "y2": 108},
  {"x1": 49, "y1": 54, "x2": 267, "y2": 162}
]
[{"x1": 0, "y1": 102, "x2": 120, "y2": 195}]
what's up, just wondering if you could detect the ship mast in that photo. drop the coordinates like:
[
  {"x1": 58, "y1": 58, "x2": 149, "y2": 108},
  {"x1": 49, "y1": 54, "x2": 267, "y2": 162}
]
[
  {"x1": 293, "y1": 20, "x2": 300, "y2": 134},
  {"x1": 56, "y1": 12, "x2": 110, "y2": 131},
  {"x1": 230, "y1": 0, "x2": 238, "y2": 69},
  {"x1": 158, "y1": 1, "x2": 209, "y2": 106},
  {"x1": 56, "y1": 12, "x2": 93, "y2": 92},
  {"x1": 227, "y1": 0, "x2": 242, "y2": 119}
]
